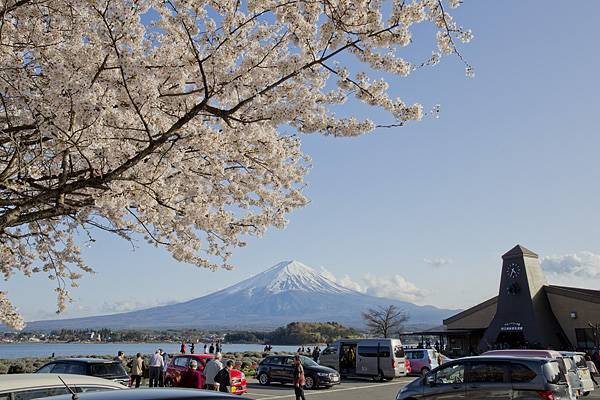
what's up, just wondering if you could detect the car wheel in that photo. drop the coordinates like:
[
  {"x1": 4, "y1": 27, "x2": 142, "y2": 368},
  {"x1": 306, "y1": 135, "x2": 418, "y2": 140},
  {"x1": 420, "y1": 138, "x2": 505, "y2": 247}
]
[
  {"x1": 258, "y1": 372, "x2": 270, "y2": 386},
  {"x1": 304, "y1": 375, "x2": 315, "y2": 390},
  {"x1": 164, "y1": 379, "x2": 174, "y2": 387},
  {"x1": 420, "y1": 367, "x2": 430, "y2": 376},
  {"x1": 372, "y1": 369, "x2": 384, "y2": 382}
]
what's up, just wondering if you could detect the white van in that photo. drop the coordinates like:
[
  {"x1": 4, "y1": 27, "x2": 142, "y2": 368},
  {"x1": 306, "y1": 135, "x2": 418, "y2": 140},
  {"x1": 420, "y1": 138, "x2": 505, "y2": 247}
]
[
  {"x1": 317, "y1": 338, "x2": 408, "y2": 381},
  {"x1": 559, "y1": 351, "x2": 595, "y2": 396}
]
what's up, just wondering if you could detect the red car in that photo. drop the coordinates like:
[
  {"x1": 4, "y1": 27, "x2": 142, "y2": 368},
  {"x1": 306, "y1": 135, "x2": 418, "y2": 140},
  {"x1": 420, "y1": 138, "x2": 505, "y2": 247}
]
[{"x1": 164, "y1": 354, "x2": 247, "y2": 395}]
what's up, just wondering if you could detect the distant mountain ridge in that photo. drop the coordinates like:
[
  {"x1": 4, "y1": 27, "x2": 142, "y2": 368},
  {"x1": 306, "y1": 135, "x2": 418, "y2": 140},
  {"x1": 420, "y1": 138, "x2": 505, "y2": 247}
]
[{"x1": 18, "y1": 260, "x2": 460, "y2": 331}]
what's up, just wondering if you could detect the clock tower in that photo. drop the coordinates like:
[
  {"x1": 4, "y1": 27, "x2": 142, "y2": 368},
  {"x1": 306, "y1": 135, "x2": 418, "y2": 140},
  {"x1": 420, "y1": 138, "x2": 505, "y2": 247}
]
[{"x1": 477, "y1": 244, "x2": 567, "y2": 351}]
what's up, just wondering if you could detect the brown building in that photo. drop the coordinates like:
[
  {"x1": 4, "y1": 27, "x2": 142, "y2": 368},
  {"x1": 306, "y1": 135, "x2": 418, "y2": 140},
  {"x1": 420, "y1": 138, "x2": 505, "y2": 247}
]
[{"x1": 442, "y1": 244, "x2": 600, "y2": 356}]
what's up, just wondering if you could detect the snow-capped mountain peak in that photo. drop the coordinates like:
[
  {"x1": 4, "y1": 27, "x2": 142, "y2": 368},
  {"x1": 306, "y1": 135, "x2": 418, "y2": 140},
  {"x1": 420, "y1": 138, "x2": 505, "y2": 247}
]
[{"x1": 221, "y1": 260, "x2": 354, "y2": 297}]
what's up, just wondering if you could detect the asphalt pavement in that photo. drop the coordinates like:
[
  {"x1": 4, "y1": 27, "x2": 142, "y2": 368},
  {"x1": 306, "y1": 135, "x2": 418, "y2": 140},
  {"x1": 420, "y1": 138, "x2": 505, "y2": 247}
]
[
  {"x1": 243, "y1": 375, "x2": 600, "y2": 400},
  {"x1": 139, "y1": 375, "x2": 600, "y2": 400}
]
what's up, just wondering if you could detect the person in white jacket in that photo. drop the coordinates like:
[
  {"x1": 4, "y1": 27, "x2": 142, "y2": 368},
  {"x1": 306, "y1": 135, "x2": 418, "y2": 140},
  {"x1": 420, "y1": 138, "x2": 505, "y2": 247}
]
[
  {"x1": 204, "y1": 352, "x2": 223, "y2": 391},
  {"x1": 148, "y1": 349, "x2": 165, "y2": 387}
]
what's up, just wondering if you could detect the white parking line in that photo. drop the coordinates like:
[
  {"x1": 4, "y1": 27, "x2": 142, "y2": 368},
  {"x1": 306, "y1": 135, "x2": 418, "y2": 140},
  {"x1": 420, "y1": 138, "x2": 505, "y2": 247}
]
[{"x1": 250, "y1": 380, "x2": 405, "y2": 399}]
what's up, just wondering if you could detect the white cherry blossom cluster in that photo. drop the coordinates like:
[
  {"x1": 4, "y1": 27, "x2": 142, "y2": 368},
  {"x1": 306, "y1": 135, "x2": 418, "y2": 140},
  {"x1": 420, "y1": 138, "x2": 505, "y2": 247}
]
[{"x1": 0, "y1": 0, "x2": 471, "y2": 329}]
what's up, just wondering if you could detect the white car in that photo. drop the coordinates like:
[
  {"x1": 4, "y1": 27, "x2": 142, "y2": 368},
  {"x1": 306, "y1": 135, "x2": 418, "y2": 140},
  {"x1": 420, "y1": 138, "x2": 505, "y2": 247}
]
[
  {"x1": 0, "y1": 373, "x2": 127, "y2": 399},
  {"x1": 404, "y1": 348, "x2": 439, "y2": 375},
  {"x1": 560, "y1": 352, "x2": 595, "y2": 396}
]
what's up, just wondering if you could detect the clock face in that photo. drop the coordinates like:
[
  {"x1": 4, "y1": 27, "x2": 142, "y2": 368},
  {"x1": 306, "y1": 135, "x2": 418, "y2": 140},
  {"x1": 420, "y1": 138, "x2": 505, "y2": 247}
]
[{"x1": 506, "y1": 262, "x2": 521, "y2": 278}]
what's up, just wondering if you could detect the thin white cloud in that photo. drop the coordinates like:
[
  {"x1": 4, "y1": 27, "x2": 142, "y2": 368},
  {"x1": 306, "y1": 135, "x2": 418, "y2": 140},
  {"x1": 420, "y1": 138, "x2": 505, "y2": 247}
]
[
  {"x1": 100, "y1": 298, "x2": 181, "y2": 314},
  {"x1": 361, "y1": 273, "x2": 430, "y2": 303},
  {"x1": 321, "y1": 266, "x2": 429, "y2": 303},
  {"x1": 541, "y1": 251, "x2": 600, "y2": 278},
  {"x1": 423, "y1": 258, "x2": 454, "y2": 268},
  {"x1": 319, "y1": 266, "x2": 364, "y2": 292}
]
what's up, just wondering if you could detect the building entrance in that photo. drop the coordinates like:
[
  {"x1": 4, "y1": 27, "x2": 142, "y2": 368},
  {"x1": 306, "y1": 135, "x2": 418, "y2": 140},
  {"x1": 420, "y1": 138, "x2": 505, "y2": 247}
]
[{"x1": 495, "y1": 331, "x2": 525, "y2": 349}]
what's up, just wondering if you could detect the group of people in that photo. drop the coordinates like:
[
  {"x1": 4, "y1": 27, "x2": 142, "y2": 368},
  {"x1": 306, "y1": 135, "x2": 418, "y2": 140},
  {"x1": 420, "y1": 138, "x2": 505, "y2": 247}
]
[
  {"x1": 121, "y1": 349, "x2": 169, "y2": 388},
  {"x1": 175, "y1": 352, "x2": 234, "y2": 392},
  {"x1": 180, "y1": 341, "x2": 222, "y2": 355},
  {"x1": 297, "y1": 345, "x2": 322, "y2": 362},
  {"x1": 113, "y1": 350, "x2": 234, "y2": 393},
  {"x1": 114, "y1": 349, "x2": 169, "y2": 388}
]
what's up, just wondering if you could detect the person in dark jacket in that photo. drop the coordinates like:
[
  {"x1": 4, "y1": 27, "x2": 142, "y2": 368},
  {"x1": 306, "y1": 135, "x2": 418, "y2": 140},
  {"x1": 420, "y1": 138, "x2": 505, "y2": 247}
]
[
  {"x1": 179, "y1": 360, "x2": 202, "y2": 389},
  {"x1": 293, "y1": 354, "x2": 306, "y2": 400},
  {"x1": 216, "y1": 360, "x2": 233, "y2": 393},
  {"x1": 312, "y1": 346, "x2": 320, "y2": 362}
]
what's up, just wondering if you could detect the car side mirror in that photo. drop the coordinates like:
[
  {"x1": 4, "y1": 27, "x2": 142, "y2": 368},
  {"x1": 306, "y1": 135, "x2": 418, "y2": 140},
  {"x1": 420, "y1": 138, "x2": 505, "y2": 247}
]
[
  {"x1": 426, "y1": 376, "x2": 435, "y2": 387},
  {"x1": 198, "y1": 366, "x2": 204, "y2": 371}
]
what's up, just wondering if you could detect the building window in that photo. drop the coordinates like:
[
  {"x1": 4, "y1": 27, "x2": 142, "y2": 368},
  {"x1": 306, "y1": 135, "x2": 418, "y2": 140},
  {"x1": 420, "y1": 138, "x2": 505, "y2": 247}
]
[{"x1": 575, "y1": 328, "x2": 597, "y2": 350}]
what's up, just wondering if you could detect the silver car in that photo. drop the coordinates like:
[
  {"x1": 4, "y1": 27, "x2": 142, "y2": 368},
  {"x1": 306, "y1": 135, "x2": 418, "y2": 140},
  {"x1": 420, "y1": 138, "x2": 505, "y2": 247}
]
[
  {"x1": 396, "y1": 356, "x2": 571, "y2": 400},
  {"x1": 0, "y1": 373, "x2": 126, "y2": 400},
  {"x1": 404, "y1": 349, "x2": 439, "y2": 375}
]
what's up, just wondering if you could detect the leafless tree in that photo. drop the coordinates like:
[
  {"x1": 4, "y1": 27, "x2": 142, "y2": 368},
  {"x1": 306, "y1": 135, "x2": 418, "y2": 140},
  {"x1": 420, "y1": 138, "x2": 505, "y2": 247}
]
[{"x1": 362, "y1": 305, "x2": 410, "y2": 338}]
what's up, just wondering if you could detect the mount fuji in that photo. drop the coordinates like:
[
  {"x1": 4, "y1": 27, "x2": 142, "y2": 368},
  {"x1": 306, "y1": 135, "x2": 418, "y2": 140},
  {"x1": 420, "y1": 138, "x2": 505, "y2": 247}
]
[{"x1": 20, "y1": 260, "x2": 459, "y2": 331}]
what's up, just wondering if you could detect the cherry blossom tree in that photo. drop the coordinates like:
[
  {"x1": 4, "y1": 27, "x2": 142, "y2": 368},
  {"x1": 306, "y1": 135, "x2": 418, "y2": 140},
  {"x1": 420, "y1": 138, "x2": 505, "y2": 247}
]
[{"x1": 0, "y1": 0, "x2": 472, "y2": 329}]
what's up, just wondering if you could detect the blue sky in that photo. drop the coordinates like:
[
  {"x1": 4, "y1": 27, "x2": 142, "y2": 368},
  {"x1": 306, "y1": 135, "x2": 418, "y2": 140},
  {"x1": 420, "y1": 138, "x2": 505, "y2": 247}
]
[{"x1": 6, "y1": 0, "x2": 600, "y2": 325}]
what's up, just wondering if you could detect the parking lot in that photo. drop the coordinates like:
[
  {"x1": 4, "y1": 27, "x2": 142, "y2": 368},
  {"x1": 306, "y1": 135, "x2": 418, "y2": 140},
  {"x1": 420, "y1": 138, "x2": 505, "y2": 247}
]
[
  {"x1": 240, "y1": 375, "x2": 600, "y2": 400},
  {"x1": 243, "y1": 376, "x2": 412, "y2": 400}
]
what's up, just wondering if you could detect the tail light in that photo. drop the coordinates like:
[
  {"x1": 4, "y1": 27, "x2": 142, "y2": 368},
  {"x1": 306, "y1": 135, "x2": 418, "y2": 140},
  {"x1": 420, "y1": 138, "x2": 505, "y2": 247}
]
[
  {"x1": 405, "y1": 359, "x2": 411, "y2": 373},
  {"x1": 536, "y1": 391, "x2": 556, "y2": 400},
  {"x1": 392, "y1": 359, "x2": 395, "y2": 368}
]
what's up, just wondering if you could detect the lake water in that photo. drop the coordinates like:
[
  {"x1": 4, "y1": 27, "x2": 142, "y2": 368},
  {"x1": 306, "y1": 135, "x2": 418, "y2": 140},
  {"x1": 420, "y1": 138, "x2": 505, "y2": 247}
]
[{"x1": 0, "y1": 343, "x2": 302, "y2": 359}]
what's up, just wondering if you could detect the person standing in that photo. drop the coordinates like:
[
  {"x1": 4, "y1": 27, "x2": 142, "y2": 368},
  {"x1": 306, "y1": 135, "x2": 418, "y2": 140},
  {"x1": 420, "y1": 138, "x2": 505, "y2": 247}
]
[
  {"x1": 204, "y1": 352, "x2": 223, "y2": 391},
  {"x1": 312, "y1": 346, "x2": 320, "y2": 362},
  {"x1": 204, "y1": 344, "x2": 208, "y2": 354},
  {"x1": 158, "y1": 349, "x2": 166, "y2": 387},
  {"x1": 293, "y1": 354, "x2": 306, "y2": 400},
  {"x1": 129, "y1": 353, "x2": 146, "y2": 388},
  {"x1": 190, "y1": 343, "x2": 195, "y2": 354},
  {"x1": 113, "y1": 351, "x2": 125, "y2": 365},
  {"x1": 209, "y1": 343, "x2": 215, "y2": 354},
  {"x1": 216, "y1": 361, "x2": 233, "y2": 393},
  {"x1": 179, "y1": 360, "x2": 203, "y2": 389},
  {"x1": 586, "y1": 353, "x2": 599, "y2": 388},
  {"x1": 148, "y1": 349, "x2": 164, "y2": 387},
  {"x1": 180, "y1": 343, "x2": 186, "y2": 354},
  {"x1": 161, "y1": 349, "x2": 169, "y2": 387}
]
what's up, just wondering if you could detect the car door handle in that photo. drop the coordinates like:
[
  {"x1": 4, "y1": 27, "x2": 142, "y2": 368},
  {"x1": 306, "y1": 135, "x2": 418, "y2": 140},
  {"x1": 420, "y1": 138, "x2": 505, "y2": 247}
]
[{"x1": 470, "y1": 384, "x2": 479, "y2": 389}]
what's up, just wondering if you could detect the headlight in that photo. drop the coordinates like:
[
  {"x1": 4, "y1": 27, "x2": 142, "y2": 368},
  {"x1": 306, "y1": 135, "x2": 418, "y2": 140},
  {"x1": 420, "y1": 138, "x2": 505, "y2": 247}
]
[
  {"x1": 317, "y1": 372, "x2": 329, "y2": 377},
  {"x1": 241, "y1": 372, "x2": 246, "y2": 380}
]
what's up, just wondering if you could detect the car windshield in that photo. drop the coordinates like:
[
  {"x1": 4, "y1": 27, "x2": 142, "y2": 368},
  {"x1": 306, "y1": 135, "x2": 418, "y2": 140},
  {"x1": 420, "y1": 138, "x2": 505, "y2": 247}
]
[
  {"x1": 563, "y1": 357, "x2": 577, "y2": 371},
  {"x1": 300, "y1": 356, "x2": 318, "y2": 367},
  {"x1": 90, "y1": 363, "x2": 127, "y2": 377},
  {"x1": 572, "y1": 356, "x2": 587, "y2": 369},
  {"x1": 544, "y1": 360, "x2": 568, "y2": 385}
]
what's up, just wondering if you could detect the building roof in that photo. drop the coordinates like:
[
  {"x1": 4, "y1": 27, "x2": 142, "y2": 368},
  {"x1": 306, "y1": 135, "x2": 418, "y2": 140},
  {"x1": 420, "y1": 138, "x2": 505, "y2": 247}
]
[
  {"x1": 443, "y1": 296, "x2": 498, "y2": 325},
  {"x1": 444, "y1": 284, "x2": 600, "y2": 329},
  {"x1": 546, "y1": 285, "x2": 600, "y2": 304},
  {"x1": 502, "y1": 244, "x2": 538, "y2": 260}
]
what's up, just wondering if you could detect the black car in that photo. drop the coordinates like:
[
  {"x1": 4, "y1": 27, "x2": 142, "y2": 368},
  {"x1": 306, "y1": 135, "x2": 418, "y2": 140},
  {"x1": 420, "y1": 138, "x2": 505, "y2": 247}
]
[
  {"x1": 257, "y1": 355, "x2": 340, "y2": 389},
  {"x1": 39, "y1": 388, "x2": 248, "y2": 400},
  {"x1": 35, "y1": 358, "x2": 130, "y2": 386}
]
